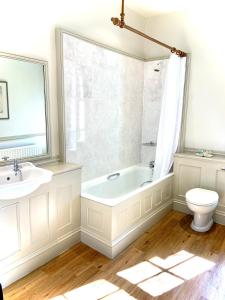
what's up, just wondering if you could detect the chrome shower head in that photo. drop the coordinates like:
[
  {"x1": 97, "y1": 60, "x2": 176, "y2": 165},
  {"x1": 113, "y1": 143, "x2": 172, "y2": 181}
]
[{"x1": 154, "y1": 62, "x2": 160, "y2": 72}]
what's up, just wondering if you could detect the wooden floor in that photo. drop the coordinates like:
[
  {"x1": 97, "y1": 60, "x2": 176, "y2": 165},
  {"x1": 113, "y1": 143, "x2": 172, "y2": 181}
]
[{"x1": 4, "y1": 211, "x2": 225, "y2": 300}]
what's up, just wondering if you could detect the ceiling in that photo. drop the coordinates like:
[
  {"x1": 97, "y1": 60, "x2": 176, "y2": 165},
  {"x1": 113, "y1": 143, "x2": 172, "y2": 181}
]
[{"x1": 125, "y1": 0, "x2": 194, "y2": 18}]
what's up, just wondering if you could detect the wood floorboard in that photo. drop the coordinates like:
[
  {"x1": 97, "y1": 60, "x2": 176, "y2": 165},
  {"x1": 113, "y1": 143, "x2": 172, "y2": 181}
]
[{"x1": 4, "y1": 211, "x2": 225, "y2": 300}]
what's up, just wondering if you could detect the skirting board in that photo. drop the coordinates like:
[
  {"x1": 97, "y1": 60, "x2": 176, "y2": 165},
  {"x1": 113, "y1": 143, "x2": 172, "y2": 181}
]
[
  {"x1": 81, "y1": 201, "x2": 173, "y2": 259},
  {"x1": 173, "y1": 198, "x2": 225, "y2": 226},
  {"x1": 1, "y1": 230, "x2": 80, "y2": 288}
]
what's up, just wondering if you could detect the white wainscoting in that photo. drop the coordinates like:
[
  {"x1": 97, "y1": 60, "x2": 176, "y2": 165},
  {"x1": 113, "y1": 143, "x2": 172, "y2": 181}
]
[
  {"x1": 173, "y1": 153, "x2": 225, "y2": 225},
  {"x1": 0, "y1": 167, "x2": 81, "y2": 288},
  {"x1": 81, "y1": 174, "x2": 174, "y2": 258},
  {"x1": 0, "y1": 168, "x2": 179, "y2": 287}
]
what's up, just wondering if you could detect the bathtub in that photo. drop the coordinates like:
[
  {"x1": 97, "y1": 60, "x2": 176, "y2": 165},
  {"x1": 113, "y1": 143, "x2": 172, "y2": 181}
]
[{"x1": 81, "y1": 165, "x2": 174, "y2": 258}]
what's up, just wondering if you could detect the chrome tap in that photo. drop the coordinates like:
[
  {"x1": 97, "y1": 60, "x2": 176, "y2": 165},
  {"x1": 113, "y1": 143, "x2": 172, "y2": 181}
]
[
  {"x1": 149, "y1": 161, "x2": 155, "y2": 169},
  {"x1": 13, "y1": 159, "x2": 22, "y2": 177},
  {"x1": 1, "y1": 156, "x2": 23, "y2": 179},
  {"x1": 149, "y1": 160, "x2": 155, "y2": 178}
]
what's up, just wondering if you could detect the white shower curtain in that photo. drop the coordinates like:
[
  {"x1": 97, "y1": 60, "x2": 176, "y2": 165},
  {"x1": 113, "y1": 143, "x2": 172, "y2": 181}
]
[{"x1": 153, "y1": 54, "x2": 186, "y2": 180}]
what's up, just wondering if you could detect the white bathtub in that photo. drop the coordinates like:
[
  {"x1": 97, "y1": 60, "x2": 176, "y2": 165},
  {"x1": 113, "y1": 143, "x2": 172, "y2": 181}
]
[
  {"x1": 82, "y1": 165, "x2": 172, "y2": 206},
  {"x1": 81, "y1": 165, "x2": 174, "y2": 258}
]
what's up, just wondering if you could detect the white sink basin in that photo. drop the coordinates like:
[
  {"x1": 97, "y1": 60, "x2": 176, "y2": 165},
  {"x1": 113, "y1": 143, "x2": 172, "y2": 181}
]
[{"x1": 0, "y1": 162, "x2": 53, "y2": 200}]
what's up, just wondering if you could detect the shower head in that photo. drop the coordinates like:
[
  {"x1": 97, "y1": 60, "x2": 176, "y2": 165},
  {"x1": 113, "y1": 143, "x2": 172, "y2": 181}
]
[{"x1": 154, "y1": 62, "x2": 160, "y2": 72}]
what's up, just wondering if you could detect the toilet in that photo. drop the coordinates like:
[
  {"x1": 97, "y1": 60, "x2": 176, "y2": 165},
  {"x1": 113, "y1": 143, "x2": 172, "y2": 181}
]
[{"x1": 185, "y1": 188, "x2": 219, "y2": 232}]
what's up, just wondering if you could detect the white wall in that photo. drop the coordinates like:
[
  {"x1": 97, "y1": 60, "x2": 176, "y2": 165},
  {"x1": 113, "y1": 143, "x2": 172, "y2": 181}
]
[
  {"x1": 144, "y1": 2, "x2": 225, "y2": 152},
  {"x1": 0, "y1": 0, "x2": 145, "y2": 158},
  {"x1": 2, "y1": 1, "x2": 222, "y2": 155}
]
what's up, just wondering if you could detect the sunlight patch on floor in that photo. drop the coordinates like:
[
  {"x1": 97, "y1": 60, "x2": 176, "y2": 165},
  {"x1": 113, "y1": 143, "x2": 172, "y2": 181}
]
[
  {"x1": 64, "y1": 279, "x2": 119, "y2": 300},
  {"x1": 149, "y1": 250, "x2": 194, "y2": 269},
  {"x1": 50, "y1": 250, "x2": 216, "y2": 299},
  {"x1": 50, "y1": 296, "x2": 66, "y2": 300},
  {"x1": 101, "y1": 289, "x2": 137, "y2": 299},
  {"x1": 169, "y1": 256, "x2": 216, "y2": 280},
  {"x1": 50, "y1": 283, "x2": 136, "y2": 300},
  {"x1": 115, "y1": 250, "x2": 215, "y2": 297},
  {"x1": 138, "y1": 272, "x2": 184, "y2": 297},
  {"x1": 117, "y1": 261, "x2": 161, "y2": 284}
]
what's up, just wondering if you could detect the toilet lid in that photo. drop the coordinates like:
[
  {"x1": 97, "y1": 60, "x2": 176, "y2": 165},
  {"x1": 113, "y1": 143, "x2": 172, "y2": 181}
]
[{"x1": 186, "y1": 188, "x2": 219, "y2": 206}]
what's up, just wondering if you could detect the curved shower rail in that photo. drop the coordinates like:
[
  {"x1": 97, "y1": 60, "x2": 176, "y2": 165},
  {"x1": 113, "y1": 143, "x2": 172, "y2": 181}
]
[{"x1": 111, "y1": 0, "x2": 187, "y2": 57}]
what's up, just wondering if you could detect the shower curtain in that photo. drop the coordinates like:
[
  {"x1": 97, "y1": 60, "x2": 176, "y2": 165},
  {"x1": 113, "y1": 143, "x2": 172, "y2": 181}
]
[{"x1": 153, "y1": 54, "x2": 186, "y2": 180}]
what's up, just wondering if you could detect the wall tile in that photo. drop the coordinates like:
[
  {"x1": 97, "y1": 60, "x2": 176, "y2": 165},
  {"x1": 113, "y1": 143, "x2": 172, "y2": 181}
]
[
  {"x1": 141, "y1": 59, "x2": 168, "y2": 165},
  {"x1": 64, "y1": 35, "x2": 144, "y2": 181}
]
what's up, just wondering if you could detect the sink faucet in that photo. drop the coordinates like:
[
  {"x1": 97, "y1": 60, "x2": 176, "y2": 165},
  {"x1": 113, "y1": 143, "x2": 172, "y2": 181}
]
[
  {"x1": 13, "y1": 159, "x2": 23, "y2": 177},
  {"x1": 1, "y1": 156, "x2": 23, "y2": 178}
]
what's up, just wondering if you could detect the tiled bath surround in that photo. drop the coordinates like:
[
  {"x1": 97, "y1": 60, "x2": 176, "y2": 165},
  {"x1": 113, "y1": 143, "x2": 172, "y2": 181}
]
[
  {"x1": 63, "y1": 33, "x2": 167, "y2": 181},
  {"x1": 141, "y1": 59, "x2": 168, "y2": 164},
  {"x1": 63, "y1": 34, "x2": 144, "y2": 181}
]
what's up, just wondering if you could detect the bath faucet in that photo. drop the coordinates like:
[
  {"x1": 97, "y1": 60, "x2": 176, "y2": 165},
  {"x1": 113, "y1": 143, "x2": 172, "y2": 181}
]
[{"x1": 149, "y1": 161, "x2": 155, "y2": 169}]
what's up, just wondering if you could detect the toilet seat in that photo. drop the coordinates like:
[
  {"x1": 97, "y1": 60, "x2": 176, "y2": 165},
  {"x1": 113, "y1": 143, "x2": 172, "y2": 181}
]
[{"x1": 186, "y1": 188, "x2": 219, "y2": 206}]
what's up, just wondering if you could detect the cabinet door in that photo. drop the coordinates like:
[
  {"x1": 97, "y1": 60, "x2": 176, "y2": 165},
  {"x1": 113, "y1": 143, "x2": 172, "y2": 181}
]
[
  {"x1": 174, "y1": 158, "x2": 207, "y2": 200},
  {"x1": 0, "y1": 199, "x2": 28, "y2": 266},
  {"x1": 26, "y1": 183, "x2": 52, "y2": 252},
  {"x1": 210, "y1": 164, "x2": 225, "y2": 208},
  {"x1": 53, "y1": 170, "x2": 81, "y2": 238}
]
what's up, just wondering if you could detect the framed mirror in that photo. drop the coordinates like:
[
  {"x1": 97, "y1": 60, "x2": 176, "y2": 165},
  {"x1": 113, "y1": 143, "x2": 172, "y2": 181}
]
[{"x1": 0, "y1": 52, "x2": 51, "y2": 163}]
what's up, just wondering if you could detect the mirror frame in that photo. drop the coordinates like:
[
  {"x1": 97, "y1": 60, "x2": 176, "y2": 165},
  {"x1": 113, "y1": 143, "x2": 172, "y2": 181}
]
[{"x1": 0, "y1": 51, "x2": 52, "y2": 165}]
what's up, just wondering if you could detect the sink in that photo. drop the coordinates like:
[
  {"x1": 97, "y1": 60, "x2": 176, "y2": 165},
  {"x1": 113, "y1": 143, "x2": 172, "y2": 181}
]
[{"x1": 0, "y1": 162, "x2": 53, "y2": 200}]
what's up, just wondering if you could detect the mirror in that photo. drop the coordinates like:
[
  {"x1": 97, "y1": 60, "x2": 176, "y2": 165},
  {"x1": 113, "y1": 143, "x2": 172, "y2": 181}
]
[{"x1": 0, "y1": 53, "x2": 50, "y2": 161}]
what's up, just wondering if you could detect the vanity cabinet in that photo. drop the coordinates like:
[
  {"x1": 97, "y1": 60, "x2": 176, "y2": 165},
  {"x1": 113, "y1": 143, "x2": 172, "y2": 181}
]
[
  {"x1": 53, "y1": 170, "x2": 81, "y2": 238},
  {"x1": 0, "y1": 163, "x2": 81, "y2": 287},
  {"x1": 173, "y1": 153, "x2": 225, "y2": 215}
]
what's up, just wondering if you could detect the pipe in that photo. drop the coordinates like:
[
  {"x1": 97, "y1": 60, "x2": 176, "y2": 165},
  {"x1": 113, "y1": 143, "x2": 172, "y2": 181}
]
[
  {"x1": 111, "y1": 1, "x2": 187, "y2": 57},
  {"x1": 120, "y1": 0, "x2": 125, "y2": 27}
]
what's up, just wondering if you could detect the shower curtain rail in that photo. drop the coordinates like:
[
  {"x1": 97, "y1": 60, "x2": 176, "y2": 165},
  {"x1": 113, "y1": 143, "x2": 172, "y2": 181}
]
[{"x1": 111, "y1": 0, "x2": 187, "y2": 57}]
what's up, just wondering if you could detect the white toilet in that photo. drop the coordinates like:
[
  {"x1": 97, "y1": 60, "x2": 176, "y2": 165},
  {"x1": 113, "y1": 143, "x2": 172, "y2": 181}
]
[{"x1": 185, "y1": 188, "x2": 219, "y2": 232}]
